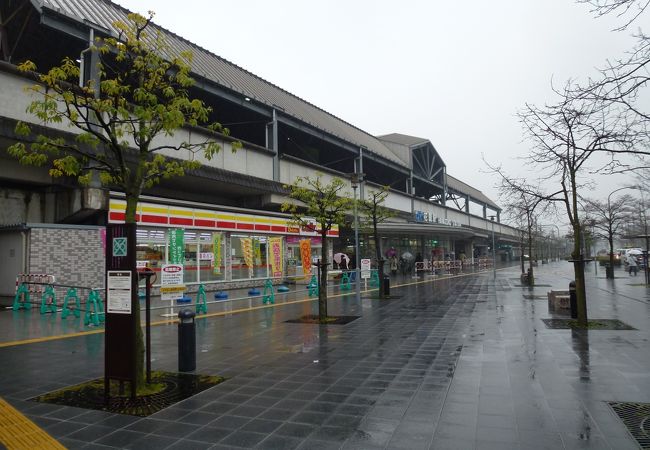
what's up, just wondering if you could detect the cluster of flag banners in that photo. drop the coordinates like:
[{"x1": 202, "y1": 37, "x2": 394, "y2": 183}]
[{"x1": 168, "y1": 229, "x2": 313, "y2": 278}]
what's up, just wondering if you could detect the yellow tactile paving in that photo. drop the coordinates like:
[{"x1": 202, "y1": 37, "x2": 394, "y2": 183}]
[{"x1": 0, "y1": 397, "x2": 65, "y2": 450}]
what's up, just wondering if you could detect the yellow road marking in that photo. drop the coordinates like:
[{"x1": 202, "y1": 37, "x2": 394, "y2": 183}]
[
  {"x1": 0, "y1": 269, "x2": 498, "y2": 348},
  {"x1": 0, "y1": 396, "x2": 65, "y2": 450}
]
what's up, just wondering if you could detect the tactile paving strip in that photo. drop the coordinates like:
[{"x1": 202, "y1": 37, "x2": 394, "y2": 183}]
[{"x1": 0, "y1": 396, "x2": 65, "y2": 450}]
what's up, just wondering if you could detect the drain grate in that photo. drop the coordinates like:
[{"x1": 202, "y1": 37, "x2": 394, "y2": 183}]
[
  {"x1": 32, "y1": 372, "x2": 224, "y2": 416},
  {"x1": 285, "y1": 315, "x2": 360, "y2": 325},
  {"x1": 609, "y1": 402, "x2": 650, "y2": 449},
  {"x1": 542, "y1": 319, "x2": 636, "y2": 330},
  {"x1": 523, "y1": 294, "x2": 547, "y2": 299}
]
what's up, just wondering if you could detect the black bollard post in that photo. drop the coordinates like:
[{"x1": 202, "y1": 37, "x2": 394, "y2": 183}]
[
  {"x1": 569, "y1": 281, "x2": 577, "y2": 319},
  {"x1": 178, "y1": 309, "x2": 196, "y2": 372},
  {"x1": 383, "y1": 274, "x2": 390, "y2": 296}
]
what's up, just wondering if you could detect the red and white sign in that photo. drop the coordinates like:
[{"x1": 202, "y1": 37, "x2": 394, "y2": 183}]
[
  {"x1": 109, "y1": 199, "x2": 339, "y2": 237},
  {"x1": 361, "y1": 258, "x2": 371, "y2": 279},
  {"x1": 160, "y1": 264, "x2": 185, "y2": 301}
]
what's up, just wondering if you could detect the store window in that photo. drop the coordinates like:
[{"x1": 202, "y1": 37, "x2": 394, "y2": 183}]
[
  {"x1": 230, "y1": 234, "x2": 270, "y2": 280},
  {"x1": 286, "y1": 236, "x2": 323, "y2": 278},
  {"x1": 136, "y1": 228, "x2": 166, "y2": 275},
  {"x1": 199, "y1": 232, "x2": 225, "y2": 283},
  {"x1": 183, "y1": 230, "x2": 198, "y2": 284}
]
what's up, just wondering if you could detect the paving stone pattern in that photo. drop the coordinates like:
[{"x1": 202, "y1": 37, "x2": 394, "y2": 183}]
[{"x1": 0, "y1": 262, "x2": 648, "y2": 449}]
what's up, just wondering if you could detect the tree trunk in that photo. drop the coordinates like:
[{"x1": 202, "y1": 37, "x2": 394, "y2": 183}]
[
  {"x1": 318, "y1": 232, "x2": 328, "y2": 322},
  {"x1": 572, "y1": 224, "x2": 588, "y2": 326},
  {"x1": 124, "y1": 194, "x2": 145, "y2": 391},
  {"x1": 607, "y1": 236, "x2": 615, "y2": 279},
  {"x1": 527, "y1": 231, "x2": 534, "y2": 286},
  {"x1": 373, "y1": 221, "x2": 385, "y2": 298},
  {"x1": 520, "y1": 234, "x2": 525, "y2": 275}
]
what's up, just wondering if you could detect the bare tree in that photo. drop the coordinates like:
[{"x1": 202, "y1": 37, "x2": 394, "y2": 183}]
[
  {"x1": 583, "y1": 193, "x2": 635, "y2": 277},
  {"x1": 573, "y1": 0, "x2": 650, "y2": 173},
  {"x1": 496, "y1": 183, "x2": 546, "y2": 285},
  {"x1": 510, "y1": 83, "x2": 633, "y2": 326},
  {"x1": 577, "y1": 0, "x2": 650, "y2": 30}
]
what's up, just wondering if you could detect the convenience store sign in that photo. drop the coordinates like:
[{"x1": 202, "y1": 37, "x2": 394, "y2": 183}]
[{"x1": 109, "y1": 199, "x2": 338, "y2": 237}]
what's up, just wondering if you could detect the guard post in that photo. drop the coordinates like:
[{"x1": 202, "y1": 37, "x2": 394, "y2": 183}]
[
  {"x1": 178, "y1": 309, "x2": 196, "y2": 372},
  {"x1": 569, "y1": 281, "x2": 577, "y2": 319}
]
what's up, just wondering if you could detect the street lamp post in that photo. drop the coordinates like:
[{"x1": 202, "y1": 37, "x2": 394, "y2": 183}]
[
  {"x1": 349, "y1": 173, "x2": 365, "y2": 302},
  {"x1": 489, "y1": 215, "x2": 496, "y2": 280}
]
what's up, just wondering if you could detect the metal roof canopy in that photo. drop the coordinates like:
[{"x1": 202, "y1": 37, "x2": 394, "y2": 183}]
[
  {"x1": 31, "y1": 0, "x2": 407, "y2": 168},
  {"x1": 26, "y1": 0, "x2": 500, "y2": 214}
]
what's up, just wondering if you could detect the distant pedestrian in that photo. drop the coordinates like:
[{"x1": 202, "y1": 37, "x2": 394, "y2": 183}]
[
  {"x1": 390, "y1": 256, "x2": 398, "y2": 275},
  {"x1": 627, "y1": 254, "x2": 638, "y2": 276}
]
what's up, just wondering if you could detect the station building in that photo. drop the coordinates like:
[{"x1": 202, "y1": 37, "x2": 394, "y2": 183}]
[{"x1": 0, "y1": 0, "x2": 518, "y2": 300}]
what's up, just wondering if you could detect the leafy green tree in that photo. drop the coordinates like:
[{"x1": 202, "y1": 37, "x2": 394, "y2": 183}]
[
  {"x1": 282, "y1": 174, "x2": 352, "y2": 322},
  {"x1": 7, "y1": 12, "x2": 237, "y2": 390},
  {"x1": 358, "y1": 186, "x2": 394, "y2": 297}
]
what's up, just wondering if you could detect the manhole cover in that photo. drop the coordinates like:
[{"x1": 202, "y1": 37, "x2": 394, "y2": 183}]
[
  {"x1": 541, "y1": 319, "x2": 636, "y2": 330},
  {"x1": 523, "y1": 294, "x2": 546, "y2": 299},
  {"x1": 609, "y1": 402, "x2": 650, "y2": 449}
]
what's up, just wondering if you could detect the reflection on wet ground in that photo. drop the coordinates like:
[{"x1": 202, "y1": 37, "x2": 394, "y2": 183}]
[{"x1": 0, "y1": 261, "x2": 647, "y2": 449}]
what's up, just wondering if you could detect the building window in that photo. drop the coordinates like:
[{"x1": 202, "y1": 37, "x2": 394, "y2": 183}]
[
  {"x1": 136, "y1": 228, "x2": 166, "y2": 276},
  {"x1": 198, "y1": 232, "x2": 225, "y2": 283},
  {"x1": 230, "y1": 234, "x2": 270, "y2": 280}
]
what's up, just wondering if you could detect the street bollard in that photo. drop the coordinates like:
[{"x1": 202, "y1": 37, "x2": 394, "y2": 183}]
[
  {"x1": 178, "y1": 309, "x2": 196, "y2": 372},
  {"x1": 569, "y1": 281, "x2": 577, "y2": 319},
  {"x1": 605, "y1": 263, "x2": 613, "y2": 279},
  {"x1": 383, "y1": 275, "x2": 390, "y2": 296}
]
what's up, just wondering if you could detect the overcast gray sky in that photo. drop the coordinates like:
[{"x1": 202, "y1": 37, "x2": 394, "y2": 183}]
[{"x1": 115, "y1": 0, "x2": 641, "y2": 210}]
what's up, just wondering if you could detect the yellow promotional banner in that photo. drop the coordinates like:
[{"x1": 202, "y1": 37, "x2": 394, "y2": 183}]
[
  {"x1": 299, "y1": 239, "x2": 312, "y2": 277},
  {"x1": 253, "y1": 238, "x2": 262, "y2": 265},
  {"x1": 269, "y1": 237, "x2": 283, "y2": 277},
  {"x1": 241, "y1": 237, "x2": 254, "y2": 276},
  {"x1": 212, "y1": 233, "x2": 222, "y2": 274}
]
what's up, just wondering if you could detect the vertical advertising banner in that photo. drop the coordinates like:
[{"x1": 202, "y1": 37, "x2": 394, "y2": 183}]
[
  {"x1": 299, "y1": 238, "x2": 312, "y2": 277},
  {"x1": 253, "y1": 238, "x2": 262, "y2": 265},
  {"x1": 269, "y1": 237, "x2": 283, "y2": 278},
  {"x1": 241, "y1": 237, "x2": 254, "y2": 277},
  {"x1": 168, "y1": 229, "x2": 185, "y2": 264},
  {"x1": 212, "y1": 232, "x2": 222, "y2": 274}
]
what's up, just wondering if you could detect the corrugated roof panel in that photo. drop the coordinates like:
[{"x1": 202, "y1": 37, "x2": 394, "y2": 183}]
[{"x1": 34, "y1": 0, "x2": 445, "y2": 170}]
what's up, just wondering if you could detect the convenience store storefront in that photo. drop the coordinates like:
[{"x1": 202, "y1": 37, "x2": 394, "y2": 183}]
[{"x1": 108, "y1": 197, "x2": 338, "y2": 288}]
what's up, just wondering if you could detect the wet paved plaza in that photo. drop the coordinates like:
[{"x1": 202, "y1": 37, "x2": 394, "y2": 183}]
[{"x1": 0, "y1": 261, "x2": 649, "y2": 449}]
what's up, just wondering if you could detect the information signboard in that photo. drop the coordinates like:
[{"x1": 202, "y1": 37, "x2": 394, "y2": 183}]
[
  {"x1": 361, "y1": 258, "x2": 371, "y2": 279},
  {"x1": 161, "y1": 264, "x2": 185, "y2": 301},
  {"x1": 107, "y1": 270, "x2": 132, "y2": 314}
]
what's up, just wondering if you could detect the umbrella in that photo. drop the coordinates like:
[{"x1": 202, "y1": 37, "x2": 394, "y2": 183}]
[{"x1": 401, "y1": 251, "x2": 414, "y2": 261}]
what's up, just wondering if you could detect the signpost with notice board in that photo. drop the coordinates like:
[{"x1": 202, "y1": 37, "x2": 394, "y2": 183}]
[
  {"x1": 160, "y1": 264, "x2": 185, "y2": 317},
  {"x1": 361, "y1": 258, "x2": 371, "y2": 290},
  {"x1": 105, "y1": 223, "x2": 138, "y2": 401}
]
